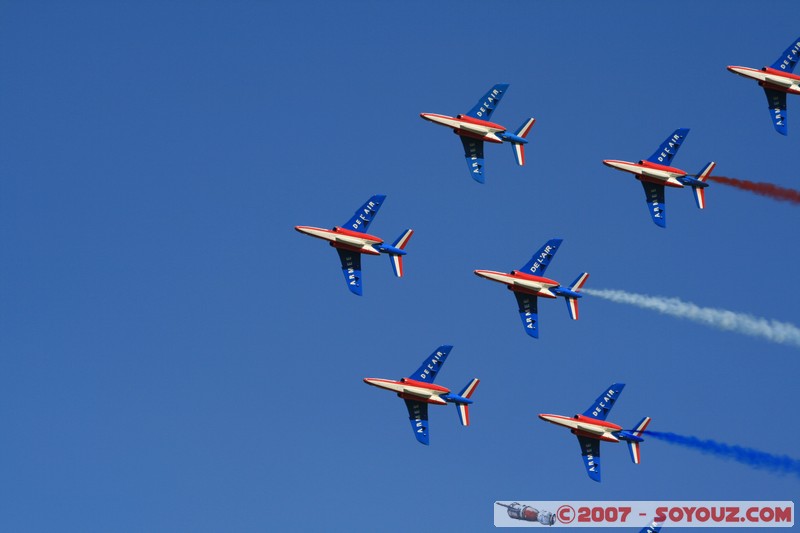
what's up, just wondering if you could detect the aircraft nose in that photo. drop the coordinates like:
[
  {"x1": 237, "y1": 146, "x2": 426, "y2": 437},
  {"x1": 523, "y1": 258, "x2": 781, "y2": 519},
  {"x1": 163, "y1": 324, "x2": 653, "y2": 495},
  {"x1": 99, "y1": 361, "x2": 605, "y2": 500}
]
[{"x1": 473, "y1": 270, "x2": 490, "y2": 280}]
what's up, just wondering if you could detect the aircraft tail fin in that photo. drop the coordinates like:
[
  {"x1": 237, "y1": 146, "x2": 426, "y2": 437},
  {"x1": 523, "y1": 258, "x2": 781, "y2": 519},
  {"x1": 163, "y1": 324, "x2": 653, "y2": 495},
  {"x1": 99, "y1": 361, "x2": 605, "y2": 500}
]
[
  {"x1": 564, "y1": 272, "x2": 589, "y2": 320},
  {"x1": 455, "y1": 378, "x2": 480, "y2": 426},
  {"x1": 625, "y1": 417, "x2": 651, "y2": 464},
  {"x1": 690, "y1": 162, "x2": 714, "y2": 210},
  {"x1": 511, "y1": 118, "x2": 536, "y2": 166},
  {"x1": 388, "y1": 229, "x2": 413, "y2": 277}
]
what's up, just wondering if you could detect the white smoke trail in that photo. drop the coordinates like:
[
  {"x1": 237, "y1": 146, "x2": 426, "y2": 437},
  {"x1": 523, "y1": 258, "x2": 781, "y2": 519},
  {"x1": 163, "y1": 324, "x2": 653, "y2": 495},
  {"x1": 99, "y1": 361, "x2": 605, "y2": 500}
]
[{"x1": 583, "y1": 288, "x2": 800, "y2": 348}]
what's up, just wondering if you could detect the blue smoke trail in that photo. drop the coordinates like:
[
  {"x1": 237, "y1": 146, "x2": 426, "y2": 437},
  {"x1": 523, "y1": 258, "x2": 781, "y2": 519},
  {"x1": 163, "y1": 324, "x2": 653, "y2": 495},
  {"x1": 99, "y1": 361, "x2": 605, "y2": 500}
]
[{"x1": 644, "y1": 431, "x2": 800, "y2": 479}]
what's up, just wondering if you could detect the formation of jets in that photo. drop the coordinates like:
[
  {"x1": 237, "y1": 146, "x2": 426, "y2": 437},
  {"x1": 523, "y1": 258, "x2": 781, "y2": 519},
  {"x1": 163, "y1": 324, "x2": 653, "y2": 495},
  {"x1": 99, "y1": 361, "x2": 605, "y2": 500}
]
[{"x1": 293, "y1": 37, "x2": 796, "y2": 491}]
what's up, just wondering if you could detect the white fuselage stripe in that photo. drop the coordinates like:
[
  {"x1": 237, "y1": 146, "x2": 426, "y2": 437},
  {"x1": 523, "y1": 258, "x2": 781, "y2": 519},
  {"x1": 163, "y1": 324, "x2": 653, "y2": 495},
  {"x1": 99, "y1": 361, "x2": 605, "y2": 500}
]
[
  {"x1": 297, "y1": 226, "x2": 382, "y2": 251},
  {"x1": 365, "y1": 379, "x2": 447, "y2": 404},
  {"x1": 540, "y1": 414, "x2": 619, "y2": 441},
  {"x1": 604, "y1": 160, "x2": 685, "y2": 186},
  {"x1": 729, "y1": 67, "x2": 800, "y2": 92},
  {"x1": 476, "y1": 270, "x2": 557, "y2": 296}
]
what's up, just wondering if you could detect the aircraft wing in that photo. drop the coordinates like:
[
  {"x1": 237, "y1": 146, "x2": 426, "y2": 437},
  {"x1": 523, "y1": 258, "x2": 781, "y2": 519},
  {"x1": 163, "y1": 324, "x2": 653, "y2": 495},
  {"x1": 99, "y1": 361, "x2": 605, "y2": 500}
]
[
  {"x1": 640, "y1": 521, "x2": 663, "y2": 533},
  {"x1": 582, "y1": 383, "x2": 625, "y2": 421},
  {"x1": 342, "y1": 194, "x2": 386, "y2": 233},
  {"x1": 763, "y1": 88, "x2": 788, "y2": 136},
  {"x1": 640, "y1": 181, "x2": 666, "y2": 228},
  {"x1": 645, "y1": 128, "x2": 689, "y2": 166},
  {"x1": 409, "y1": 345, "x2": 453, "y2": 383},
  {"x1": 769, "y1": 36, "x2": 800, "y2": 72},
  {"x1": 519, "y1": 238, "x2": 562, "y2": 276},
  {"x1": 404, "y1": 399, "x2": 430, "y2": 445},
  {"x1": 460, "y1": 137, "x2": 485, "y2": 183},
  {"x1": 577, "y1": 435, "x2": 602, "y2": 482},
  {"x1": 336, "y1": 249, "x2": 363, "y2": 296},
  {"x1": 513, "y1": 291, "x2": 539, "y2": 338},
  {"x1": 465, "y1": 83, "x2": 509, "y2": 121}
]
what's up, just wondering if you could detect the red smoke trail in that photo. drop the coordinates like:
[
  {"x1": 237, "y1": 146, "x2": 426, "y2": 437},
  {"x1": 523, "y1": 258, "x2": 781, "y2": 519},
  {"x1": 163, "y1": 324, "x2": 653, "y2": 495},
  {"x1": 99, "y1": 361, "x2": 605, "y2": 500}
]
[{"x1": 708, "y1": 176, "x2": 800, "y2": 204}]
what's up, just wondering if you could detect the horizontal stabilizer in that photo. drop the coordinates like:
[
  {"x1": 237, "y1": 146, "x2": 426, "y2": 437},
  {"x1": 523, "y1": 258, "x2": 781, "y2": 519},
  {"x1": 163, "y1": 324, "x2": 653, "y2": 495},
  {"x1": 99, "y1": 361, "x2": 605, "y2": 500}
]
[
  {"x1": 627, "y1": 441, "x2": 642, "y2": 464},
  {"x1": 453, "y1": 378, "x2": 479, "y2": 426},
  {"x1": 458, "y1": 378, "x2": 480, "y2": 399},
  {"x1": 568, "y1": 272, "x2": 590, "y2": 292},
  {"x1": 565, "y1": 297, "x2": 580, "y2": 320},
  {"x1": 511, "y1": 118, "x2": 535, "y2": 166},
  {"x1": 692, "y1": 162, "x2": 714, "y2": 209},
  {"x1": 389, "y1": 229, "x2": 413, "y2": 277},
  {"x1": 565, "y1": 272, "x2": 589, "y2": 319},
  {"x1": 631, "y1": 416, "x2": 651, "y2": 437},
  {"x1": 626, "y1": 417, "x2": 650, "y2": 464},
  {"x1": 457, "y1": 404, "x2": 471, "y2": 426}
]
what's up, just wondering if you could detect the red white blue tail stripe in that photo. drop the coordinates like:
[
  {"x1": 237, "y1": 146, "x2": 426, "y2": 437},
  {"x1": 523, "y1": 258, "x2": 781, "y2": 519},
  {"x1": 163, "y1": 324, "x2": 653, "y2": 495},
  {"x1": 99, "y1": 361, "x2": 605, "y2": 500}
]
[
  {"x1": 566, "y1": 297, "x2": 580, "y2": 320},
  {"x1": 565, "y1": 272, "x2": 589, "y2": 320},
  {"x1": 511, "y1": 118, "x2": 536, "y2": 166},
  {"x1": 626, "y1": 417, "x2": 651, "y2": 464},
  {"x1": 389, "y1": 229, "x2": 414, "y2": 277},
  {"x1": 456, "y1": 378, "x2": 480, "y2": 426},
  {"x1": 692, "y1": 162, "x2": 715, "y2": 210}
]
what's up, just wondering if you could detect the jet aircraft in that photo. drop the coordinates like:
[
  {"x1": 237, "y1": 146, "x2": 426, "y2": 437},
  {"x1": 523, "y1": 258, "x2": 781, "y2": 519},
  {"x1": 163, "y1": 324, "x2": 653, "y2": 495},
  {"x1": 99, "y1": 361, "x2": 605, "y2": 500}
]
[
  {"x1": 603, "y1": 128, "x2": 715, "y2": 228},
  {"x1": 420, "y1": 83, "x2": 535, "y2": 183},
  {"x1": 295, "y1": 195, "x2": 412, "y2": 295},
  {"x1": 363, "y1": 345, "x2": 479, "y2": 445},
  {"x1": 474, "y1": 239, "x2": 588, "y2": 339},
  {"x1": 538, "y1": 383, "x2": 651, "y2": 482},
  {"x1": 727, "y1": 36, "x2": 800, "y2": 135}
]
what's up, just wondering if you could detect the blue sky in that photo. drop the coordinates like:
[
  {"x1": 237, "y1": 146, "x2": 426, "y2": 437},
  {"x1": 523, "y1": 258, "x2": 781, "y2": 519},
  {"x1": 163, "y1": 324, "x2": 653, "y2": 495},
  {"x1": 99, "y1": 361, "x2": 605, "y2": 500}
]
[{"x1": 1, "y1": 1, "x2": 799, "y2": 531}]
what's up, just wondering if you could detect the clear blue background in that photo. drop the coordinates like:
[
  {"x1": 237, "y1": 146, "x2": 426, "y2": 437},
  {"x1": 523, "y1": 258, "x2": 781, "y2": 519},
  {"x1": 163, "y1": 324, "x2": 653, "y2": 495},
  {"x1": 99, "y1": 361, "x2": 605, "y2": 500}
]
[{"x1": 1, "y1": 1, "x2": 798, "y2": 531}]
